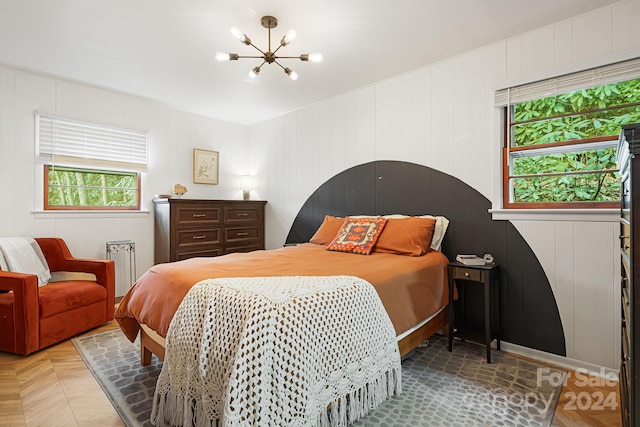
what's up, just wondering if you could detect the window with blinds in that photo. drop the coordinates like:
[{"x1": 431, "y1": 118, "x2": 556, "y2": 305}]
[
  {"x1": 497, "y1": 58, "x2": 640, "y2": 209},
  {"x1": 36, "y1": 113, "x2": 148, "y2": 210}
]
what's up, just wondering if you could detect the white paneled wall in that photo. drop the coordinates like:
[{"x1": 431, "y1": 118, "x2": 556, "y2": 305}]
[
  {"x1": 0, "y1": 67, "x2": 251, "y2": 296},
  {"x1": 252, "y1": 0, "x2": 640, "y2": 369},
  {"x1": 512, "y1": 220, "x2": 621, "y2": 369}
]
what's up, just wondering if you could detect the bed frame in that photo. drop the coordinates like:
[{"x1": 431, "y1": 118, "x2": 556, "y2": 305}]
[{"x1": 139, "y1": 307, "x2": 448, "y2": 365}]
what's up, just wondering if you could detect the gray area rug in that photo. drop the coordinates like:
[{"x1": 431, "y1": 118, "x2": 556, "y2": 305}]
[{"x1": 72, "y1": 329, "x2": 564, "y2": 427}]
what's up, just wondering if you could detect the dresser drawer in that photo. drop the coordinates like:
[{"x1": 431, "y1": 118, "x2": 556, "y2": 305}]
[
  {"x1": 176, "y1": 206, "x2": 222, "y2": 226},
  {"x1": 622, "y1": 208, "x2": 631, "y2": 222},
  {"x1": 622, "y1": 249, "x2": 631, "y2": 283},
  {"x1": 621, "y1": 218, "x2": 631, "y2": 254},
  {"x1": 224, "y1": 244, "x2": 262, "y2": 255},
  {"x1": 225, "y1": 206, "x2": 262, "y2": 224},
  {"x1": 623, "y1": 286, "x2": 631, "y2": 318},
  {"x1": 622, "y1": 178, "x2": 631, "y2": 211},
  {"x1": 453, "y1": 267, "x2": 481, "y2": 282},
  {"x1": 623, "y1": 317, "x2": 631, "y2": 353},
  {"x1": 225, "y1": 226, "x2": 261, "y2": 244},
  {"x1": 176, "y1": 228, "x2": 222, "y2": 248},
  {"x1": 620, "y1": 361, "x2": 630, "y2": 427},
  {"x1": 175, "y1": 247, "x2": 224, "y2": 260}
]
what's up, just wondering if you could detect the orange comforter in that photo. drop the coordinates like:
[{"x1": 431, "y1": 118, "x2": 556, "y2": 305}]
[{"x1": 116, "y1": 243, "x2": 449, "y2": 342}]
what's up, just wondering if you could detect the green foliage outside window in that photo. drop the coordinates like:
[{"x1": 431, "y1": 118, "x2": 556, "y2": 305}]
[
  {"x1": 509, "y1": 78, "x2": 640, "y2": 204},
  {"x1": 46, "y1": 166, "x2": 139, "y2": 209}
]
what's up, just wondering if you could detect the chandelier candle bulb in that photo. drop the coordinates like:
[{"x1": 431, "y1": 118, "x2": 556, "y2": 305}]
[
  {"x1": 230, "y1": 27, "x2": 250, "y2": 45},
  {"x1": 285, "y1": 68, "x2": 298, "y2": 80},
  {"x1": 281, "y1": 29, "x2": 296, "y2": 46},
  {"x1": 215, "y1": 52, "x2": 230, "y2": 62},
  {"x1": 249, "y1": 67, "x2": 260, "y2": 79},
  {"x1": 230, "y1": 27, "x2": 242, "y2": 39}
]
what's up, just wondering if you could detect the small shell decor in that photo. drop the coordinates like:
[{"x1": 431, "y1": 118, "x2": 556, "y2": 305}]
[{"x1": 173, "y1": 183, "x2": 187, "y2": 197}]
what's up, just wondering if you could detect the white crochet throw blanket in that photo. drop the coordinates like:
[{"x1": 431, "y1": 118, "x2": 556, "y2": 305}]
[{"x1": 151, "y1": 275, "x2": 402, "y2": 427}]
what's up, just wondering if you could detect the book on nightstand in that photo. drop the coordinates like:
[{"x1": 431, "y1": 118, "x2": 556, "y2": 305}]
[{"x1": 455, "y1": 254, "x2": 486, "y2": 265}]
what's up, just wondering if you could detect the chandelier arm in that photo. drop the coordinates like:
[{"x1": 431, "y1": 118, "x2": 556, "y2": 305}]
[
  {"x1": 272, "y1": 44, "x2": 285, "y2": 55},
  {"x1": 247, "y1": 42, "x2": 267, "y2": 56},
  {"x1": 236, "y1": 55, "x2": 266, "y2": 59},
  {"x1": 274, "y1": 56, "x2": 304, "y2": 59},
  {"x1": 273, "y1": 60, "x2": 286, "y2": 71}
]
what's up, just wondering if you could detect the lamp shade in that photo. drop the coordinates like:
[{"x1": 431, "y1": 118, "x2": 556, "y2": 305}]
[{"x1": 240, "y1": 175, "x2": 254, "y2": 190}]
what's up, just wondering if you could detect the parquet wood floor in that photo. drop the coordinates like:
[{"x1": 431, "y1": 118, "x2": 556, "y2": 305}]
[{"x1": 0, "y1": 321, "x2": 622, "y2": 427}]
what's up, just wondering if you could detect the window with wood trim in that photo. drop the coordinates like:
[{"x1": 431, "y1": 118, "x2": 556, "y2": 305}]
[
  {"x1": 500, "y1": 66, "x2": 640, "y2": 209},
  {"x1": 44, "y1": 165, "x2": 141, "y2": 210},
  {"x1": 36, "y1": 113, "x2": 147, "y2": 210}
]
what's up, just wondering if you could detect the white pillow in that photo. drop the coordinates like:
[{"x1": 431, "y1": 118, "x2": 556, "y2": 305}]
[{"x1": 382, "y1": 214, "x2": 449, "y2": 251}]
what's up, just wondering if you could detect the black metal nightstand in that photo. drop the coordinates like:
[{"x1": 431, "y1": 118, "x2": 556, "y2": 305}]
[{"x1": 448, "y1": 261, "x2": 500, "y2": 363}]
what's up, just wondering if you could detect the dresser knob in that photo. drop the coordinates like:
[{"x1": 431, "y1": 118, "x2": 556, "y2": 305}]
[{"x1": 464, "y1": 272, "x2": 470, "y2": 277}]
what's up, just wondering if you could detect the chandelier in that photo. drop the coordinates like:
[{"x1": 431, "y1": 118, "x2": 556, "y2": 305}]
[{"x1": 215, "y1": 16, "x2": 322, "y2": 80}]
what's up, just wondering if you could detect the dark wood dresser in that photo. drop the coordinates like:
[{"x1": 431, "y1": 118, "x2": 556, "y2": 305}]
[
  {"x1": 617, "y1": 123, "x2": 640, "y2": 427},
  {"x1": 153, "y1": 198, "x2": 266, "y2": 264}
]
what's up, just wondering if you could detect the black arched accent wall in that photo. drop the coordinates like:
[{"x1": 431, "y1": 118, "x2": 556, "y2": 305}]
[{"x1": 285, "y1": 160, "x2": 566, "y2": 356}]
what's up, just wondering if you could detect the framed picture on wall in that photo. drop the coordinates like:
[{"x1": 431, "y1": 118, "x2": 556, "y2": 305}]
[{"x1": 193, "y1": 148, "x2": 219, "y2": 184}]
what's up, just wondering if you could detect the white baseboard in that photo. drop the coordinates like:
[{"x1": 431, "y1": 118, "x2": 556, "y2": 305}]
[{"x1": 498, "y1": 341, "x2": 619, "y2": 382}]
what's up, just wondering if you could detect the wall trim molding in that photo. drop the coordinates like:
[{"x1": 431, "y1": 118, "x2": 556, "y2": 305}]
[
  {"x1": 33, "y1": 210, "x2": 150, "y2": 219},
  {"x1": 489, "y1": 208, "x2": 618, "y2": 222},
  {"x1": 500, "y1": 341, "x2": 619, "y2": 379}
]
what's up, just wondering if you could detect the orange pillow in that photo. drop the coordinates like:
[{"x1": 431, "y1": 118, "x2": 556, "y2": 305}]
[
  {"x1": 374, "y1": 217, "x2": 437, "y2": 256},
  {"x1": 326, "y1": 218, "x2": 387, "y2": 255},
  {"x1": 309, "y1": 215, "x2": 346, "y2": 245}
]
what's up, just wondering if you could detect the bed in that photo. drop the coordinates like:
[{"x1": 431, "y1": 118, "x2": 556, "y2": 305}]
[
  {"x1": 116, "y1": 214, "x2": 450, "y2": 366},
  {"x1": 116, "y1": 209, "x2": 450, "y2": 425}
]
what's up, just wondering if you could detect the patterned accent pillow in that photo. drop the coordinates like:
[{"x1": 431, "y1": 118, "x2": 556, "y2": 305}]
[{"x1": 326, "y1": 217, "x2": 387, "y2": 255}]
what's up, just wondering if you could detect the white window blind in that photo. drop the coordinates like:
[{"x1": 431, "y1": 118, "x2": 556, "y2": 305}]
[
  {"x1": 495, "y1": 57, "x2": 640, "y2": 107},
  {"x1": 37, "y1": 113, "x2": 148, "y2": 171}
]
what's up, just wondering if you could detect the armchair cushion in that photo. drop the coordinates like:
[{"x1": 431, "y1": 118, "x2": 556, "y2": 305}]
[{"x1": 39, "y1": 281, "x2": 107, "y2": 318}]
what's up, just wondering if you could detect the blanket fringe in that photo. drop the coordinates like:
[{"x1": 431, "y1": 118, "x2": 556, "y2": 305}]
[
  {"x1": 152, "y1": 389, "x2": 222, "y2": 427},
  {"x1": 152, "y1": 366, "x2": 401, "y2": 427},
  {"x1": 319, "y1": 366, "x2": 402, "y2": 427}
]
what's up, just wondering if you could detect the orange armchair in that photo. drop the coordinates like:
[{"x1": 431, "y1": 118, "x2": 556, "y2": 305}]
[{"x1": 0, "y1": 238, "x2": 115, "y2": 355}]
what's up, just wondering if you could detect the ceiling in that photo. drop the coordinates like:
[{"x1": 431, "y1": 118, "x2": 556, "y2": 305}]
[{"x1": 0, "y1": 0, "x2": 622, "y2": 125}]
